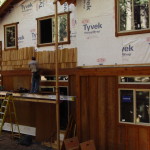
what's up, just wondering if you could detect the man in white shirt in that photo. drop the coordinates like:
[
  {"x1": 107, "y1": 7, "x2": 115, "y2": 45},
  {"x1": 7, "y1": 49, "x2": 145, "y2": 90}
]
[{"x1": 28, "y1": 57, "x2": 40, "y2": 93}]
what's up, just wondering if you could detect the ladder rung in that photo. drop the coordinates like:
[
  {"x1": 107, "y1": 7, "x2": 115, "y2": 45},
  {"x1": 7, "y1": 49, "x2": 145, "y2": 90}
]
[
  {"x1": 0, "y1": 112, "x2": 4, "y2": 115},
  {"x1": 1, "y1": 106, "x2": 6, "y2": 108},
  {"x1": 3, "y1": 99, "x2": 8, "y2": 102}
]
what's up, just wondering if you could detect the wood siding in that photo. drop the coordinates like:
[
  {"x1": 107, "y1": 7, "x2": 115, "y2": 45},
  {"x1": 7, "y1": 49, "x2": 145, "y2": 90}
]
[
  {"x1": 2, "y1": 66, "x2": 150, "y2": 149},
  {"x1": 76, "y1": 76, "x2": 118, "y2": 150},
  {"x1": 75, "y1": 66, "x2": 150, "y2": 150},
  {"x1": 118, "y1": 125, "x2": 150, "y2": 150}
]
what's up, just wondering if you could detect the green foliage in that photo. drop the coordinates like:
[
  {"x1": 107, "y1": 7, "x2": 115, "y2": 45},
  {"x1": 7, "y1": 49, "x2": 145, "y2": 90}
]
[
  {"x1": 59, "y1": 15, "x2": 67, "y2": 42},
  {"x1": 118, "y1": 0, "x2": 149, "y2": 31}
]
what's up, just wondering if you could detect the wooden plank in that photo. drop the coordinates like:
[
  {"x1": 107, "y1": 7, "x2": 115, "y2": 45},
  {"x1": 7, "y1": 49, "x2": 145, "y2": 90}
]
[
  {"x1": 80, "y1": 76, "x2": 90, "y2": 141},
  {"x1": 14, "y1": 101, "x2": 36, "y2": 126},
  {"x1": 97, "y1": 77, "x2": 107, "y2": 150},
  {"x1": 14, "y1": 98, "x2": 57, "y2": 104},
  {"x1": 75, "y1": 74, "x2": 81, "y2": 140},
  {"x1": 79, "y1": 63, "x2": 150, "y2": 69},
  {"x1": 76, "y1": 66, "x2": 150, "y2": 76},
  {"x1": 0, "y1": 92, "x2": 75, "y2": 102},
  {"x1": 88, "y1": 77, "x2": 98, "y2": 146},
  {"x1": 44, "y1": 51, "x2": 49, "y2": 64},
  {"x1": 118, "y1": 125, "x2": 126, "y2": 150},
  {"x1": 0, "y1": 97, "x2": 56, "y2": 104},
  {"x1": 35, "y1": 103, "x2": 56, "y2": 141},
  {"x1": 13, "y1": 76, "x2": 31, "y2": 91},
  {"x1": 138, "y1": 127, "x2": 149, "y2": 150},
  {"x1": 106, "y1": 77, "x2": 118, "y2": 150},
  {"x1": 68, "y1": 75, "x2": 76, "y2": 119},
  {"x1": 126, "y1": 127, "x2": 138, "y2": 150},
  {"x1": 2, "y1": 76, "x2": 13, "y2": 90}
]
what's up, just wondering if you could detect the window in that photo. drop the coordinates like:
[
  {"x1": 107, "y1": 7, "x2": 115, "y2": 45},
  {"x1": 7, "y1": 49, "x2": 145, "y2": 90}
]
[
  {"x1": 4, "y1": 23, "x2": 18, "y2": 50},
  {"x1": 119, "y1": 89, "x2": 150, "y2": 124},
  {"x1": 120, "y1": 90, "x2": 134, "y2": 123},
  {"x1": 136, "y1": 91, "x2": 150, "y2": 123},
  {"x1": 116, "y1": 0, "x2": 150, "y2": 36},
  {"x1": 41, "y1": 75, "x2": 68, "y2": 82},
  {"x1": 37, "y1": 12, "x2": 70, "y2": 47},
  {"x1": 119, "y1": 76, "x2": 150, "y2": 84}
]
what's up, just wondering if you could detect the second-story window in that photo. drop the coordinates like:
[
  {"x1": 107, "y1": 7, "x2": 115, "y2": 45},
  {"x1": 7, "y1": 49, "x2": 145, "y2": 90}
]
[
  {"x1": 4, "y1": 23, "x2": 18, "y2": 50},
  {"x1": 37, "y1": 12, "x2": 70, "y2": 47},
  {"x1": 116, "y1": 0, "x2": 150, "y2": 36}
]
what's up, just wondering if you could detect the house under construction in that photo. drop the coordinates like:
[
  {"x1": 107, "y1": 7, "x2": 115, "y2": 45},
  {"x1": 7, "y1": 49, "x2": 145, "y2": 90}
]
[{"x1": 1, "y1": 0, "x2": 150, "y2": 150}]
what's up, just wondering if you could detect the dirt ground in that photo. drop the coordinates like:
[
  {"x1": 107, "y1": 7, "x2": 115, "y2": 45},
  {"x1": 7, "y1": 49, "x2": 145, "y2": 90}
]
[{"x1": 0, "y1": 132, "x2": 52, "y2": 150}]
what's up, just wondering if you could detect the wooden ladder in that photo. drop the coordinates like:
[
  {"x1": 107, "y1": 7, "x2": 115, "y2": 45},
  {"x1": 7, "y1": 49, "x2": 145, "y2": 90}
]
[{"x1": 0, "y1": 93, "x2": 20, "y2": 138}]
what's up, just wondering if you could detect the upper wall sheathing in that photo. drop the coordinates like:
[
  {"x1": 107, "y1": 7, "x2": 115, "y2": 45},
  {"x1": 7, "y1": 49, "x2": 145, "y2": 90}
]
[
  {"x1": 0, "y1": 0, "x2": 77, "y2": 51},
  {"x1": 1, "y1": 0, "x2": 150, "y2": 67}
]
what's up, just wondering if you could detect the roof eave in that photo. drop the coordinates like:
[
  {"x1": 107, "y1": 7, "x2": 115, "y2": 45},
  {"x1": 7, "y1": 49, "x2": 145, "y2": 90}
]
[
  {"x1": 0, "y1": 0, "x2": 22, "y2": 18},
  {"x1": 0, "y1": 0, "x2": 76, "y2": 18}
]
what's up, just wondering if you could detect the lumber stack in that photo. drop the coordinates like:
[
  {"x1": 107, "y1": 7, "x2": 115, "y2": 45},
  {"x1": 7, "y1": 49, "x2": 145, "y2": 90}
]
[{"x1": 1, "y1": 47, "x2": 77, "y2": 71}]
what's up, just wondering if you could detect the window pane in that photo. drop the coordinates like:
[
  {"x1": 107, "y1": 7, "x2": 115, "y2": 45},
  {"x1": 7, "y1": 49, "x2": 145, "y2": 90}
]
[
  {"x1": 51, "y1": 15, "x2": 68, "y2": 43},
  {"x1": 58, "y1": 14, "x2": 68, "y2": 42},
  {"x1": 136, "y1": 91, "x2": 150, "y2": 123},
  {"x1": 119, "y1": 76, "x2": 150, "y2": 83},
  {"x1": 120, "y1": 77, "x2": 135, "y2": 82},
  {"x1": 6, "y1": 26, "x2": 16, "y2": 47},
  {"x1": 134, "y1": 0, "x2": 149, "y2": 30},
  {"x1": 41, "y1": 75, "x2": 68, "y2": 82},
  {"x1": 119, "y1": 0, "x2": 133, "y2": 31},
  {"x1": 120, "y1": 90, "x2": 134, "y2": 122},
  {"x1": 37, "y1": 13, "x2": 70, "y2": 45}
]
